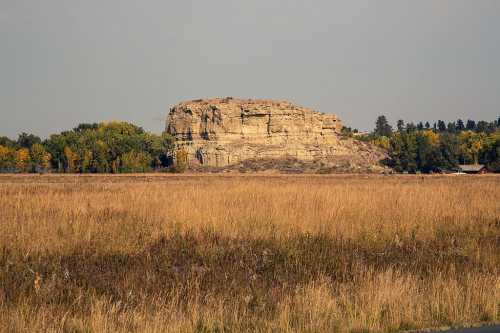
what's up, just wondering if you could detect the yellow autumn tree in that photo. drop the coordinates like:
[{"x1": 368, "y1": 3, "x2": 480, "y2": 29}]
[
  {"x1": 422, "y1": 130, "x2": 440, "y2": 147},
  {"x1": 120, "y1": 150, "x2": 152, "y2": 173},
  {"x1": 372, "y1": 136, "x2": 391, "y2": 150},
  {"x1": 459, "y1": 131, "x2": 485, "y2": 164},
  {"x1": 173, "y1": 147, "x2": 189, "y2": 173},
  {"x1": 0, "y1": 145, "x2": 15, "y2": 171},
  {"x1": 64, "y1": 146, "x2": 78, "y2": 173},
  {"x1": 81, "y1": 150, "x2": 93, "y2": 173},
  {"x1": 15, "y1": 148, "x2": 30, "y2": 173},
  {"x1": 30, "y1": 143, "x2": 51, "y2": 172}
]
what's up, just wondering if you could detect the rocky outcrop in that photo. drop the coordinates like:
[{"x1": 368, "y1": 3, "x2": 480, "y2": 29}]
[{"x1": 166, "y1": 98, "x2": 387, "y2": 172}]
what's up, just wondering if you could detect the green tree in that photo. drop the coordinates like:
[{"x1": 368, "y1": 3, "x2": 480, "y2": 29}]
[
  {"x1": 374, "y1": 116, "x2": 498, "y2": 173},
  {"x1": 437, "y1": 120, "x2": 446, "y2": 132},
  {"x1": 91, "y1": 140, "x2": 110, "y2": 173},
  {"x1": 17, "y1": 133, "x2": 41, "y2": 149},
  {"x1": 396, "y1": 120, "x2": 405, "y2": 132},
  {"x1": 438, "y1": 133, "x2": 460, "y2": 170},
  {"x1": 374, "y1": 115, "x2": 392, "y2": 137},
  {"x1": 415, "y1": 131, "x2": 442, "y2": 172},
  {"x1": 144, "y1": 132, "x2": 174, "y2": 169},
  {"x1": 97, "y1": 121, "x2": 147, "y2": 168},
  {"x1": 466, "y1": 119, "x2": 476, "y2": 131},
  {"x1": 0, "y1": 136, "x2": 17, "y2": 148},
  {"x1": 476, "y1": 121, "x2": 489, "y2": 133},
  {"x1": 43, "y1": 121, "x2": 159, "y2": 173},
  {"x1": 388, "y1": 132, "x2": 417, "y2": 172},
  {"x1": 406, "y1": 123, "x2": 417, "y2": 133},
  {"x1": 44, "y1": 134, "x2": 66, "y2": 171},
  {"x1": 73, "y1": 123, "x2": 99, "y2": 132},
  {"x1": 120, "y1": 150, "x2": 152, "y2": 173},
  {"x1": 480, "y1": 130, "x2": 499, "y2": 171}
]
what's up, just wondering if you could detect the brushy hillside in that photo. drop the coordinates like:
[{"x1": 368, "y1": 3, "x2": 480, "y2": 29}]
[{"x1": 0, "y1": 174, "x2": 499, "y2": 332}]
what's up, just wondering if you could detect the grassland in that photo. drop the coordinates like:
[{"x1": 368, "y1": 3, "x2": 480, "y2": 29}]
[{"x1": 0, "y1": 174, "x2": 499, "y2": 332}]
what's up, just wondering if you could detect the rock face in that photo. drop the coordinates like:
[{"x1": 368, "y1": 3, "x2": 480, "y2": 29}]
[{"x1": 166, "y1": 98, "x2": 386, "y2": 171}]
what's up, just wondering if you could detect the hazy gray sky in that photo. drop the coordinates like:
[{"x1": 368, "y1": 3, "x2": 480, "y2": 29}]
[{"x1": 1, "y1": 0, "x2": 499, "y2": 138}]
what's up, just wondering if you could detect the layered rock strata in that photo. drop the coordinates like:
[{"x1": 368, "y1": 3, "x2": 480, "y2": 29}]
[{"x1": 166, "y1": 98, "x2": 385, "y2": 170}]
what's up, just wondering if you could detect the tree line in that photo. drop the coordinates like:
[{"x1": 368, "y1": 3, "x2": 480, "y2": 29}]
[
  {"x1": 0, "y1": 122, "x2": 177, "y2": 173},
  {"x1": 346, "y1": 116, "x2": 499, "y2": 173},
  {"x1": 1, "y1": 117, "x2": 499, "y2": 174}
]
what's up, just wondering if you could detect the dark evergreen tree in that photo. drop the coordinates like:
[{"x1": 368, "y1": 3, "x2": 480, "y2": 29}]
[
  {"x1": 372, "y1": 115, "x2": 498, "y2": 173},
  {"x1": 374, "y1": 115, "x2": 393, "y2": 137},
  {"x1": 0, "y1": 136, "x2": 16, "y2": 148},
  {"x1": 406, "y1": 123, "x2": 417, "y2": 133},
  {"x1": 17, "y1": 133, "x2": 41, "y2": 149},
  {"x1": 415, "y1": 132, "x2": 442, "y2": 172},
  {"x1": 476, "y1": 121, "x2": 488, "y2": 133},
  {"x1": 73, "y1": 123, "x2": 99, "y2": 132},
  {"x1": 438, "y1": 133, "x2": 460, "y2": 170},
  {"x1": 388, "y1": 132, "x2": 417, "y2": 172},
  {"x1": 480, "y1": 134, "x2": 499, "y2": 172},
  {"x1": 437, "y1": 120, "x2": 446, "y2": 132},
  {"x1": 396, "y1": 120, "x2": 405, "y2": 132},
  {"x1": 466, "y1": 119, "x2": 476, "y2": 131}
]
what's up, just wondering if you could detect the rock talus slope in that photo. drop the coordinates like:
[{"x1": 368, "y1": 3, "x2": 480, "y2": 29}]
[{"x1": 166, "y1": 98, "x2": 387, "y2": 172}]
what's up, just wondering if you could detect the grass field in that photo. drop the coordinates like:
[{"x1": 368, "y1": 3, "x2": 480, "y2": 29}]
[{"x1": 0, "y1": 174, "x2": 499, "y2": 332}]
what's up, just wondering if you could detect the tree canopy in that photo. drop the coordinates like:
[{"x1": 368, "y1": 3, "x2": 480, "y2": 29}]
[
  {"x1": 355, "y1": 116, "x2": 499, "y2": 173},
  {"x1": 1, "y1": 117, "x2": 498, "y2": 174},
  {"x1": 0, "y1": 122, "x2": 175, "y2": 173}
]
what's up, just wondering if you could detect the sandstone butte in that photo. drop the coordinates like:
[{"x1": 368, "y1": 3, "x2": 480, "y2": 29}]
[{"x1": 165, "y1": 97, "x2": 387, "y2": 172}]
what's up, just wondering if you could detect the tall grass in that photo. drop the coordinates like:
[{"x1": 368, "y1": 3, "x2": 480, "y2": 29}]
[{"x1": 0, "y1": 174, "x2": 499, "y2": 332}]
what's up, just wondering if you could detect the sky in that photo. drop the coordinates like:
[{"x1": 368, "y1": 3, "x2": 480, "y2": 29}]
[{"x1": 1, "y1": 0, "x2": 499, "y2": 138}]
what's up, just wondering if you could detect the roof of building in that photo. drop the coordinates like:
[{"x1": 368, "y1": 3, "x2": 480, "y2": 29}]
[{"x1": 458, "y1": 164, "x2": 485, "y2": 172}]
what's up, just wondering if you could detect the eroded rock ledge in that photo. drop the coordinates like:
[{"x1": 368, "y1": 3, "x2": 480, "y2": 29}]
[{"x1": 166, "y1": 98, "x2": 386, "y2": 171}]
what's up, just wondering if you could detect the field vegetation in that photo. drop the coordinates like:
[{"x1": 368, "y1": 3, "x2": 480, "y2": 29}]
[{"x1": 0, "y1": 174, "x2": 499, "y2": 332}]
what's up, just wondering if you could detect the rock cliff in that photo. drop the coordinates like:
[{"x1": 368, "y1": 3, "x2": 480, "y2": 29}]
[{"x1": 166, "y1": 98, "x2": 387, "y2": 172}]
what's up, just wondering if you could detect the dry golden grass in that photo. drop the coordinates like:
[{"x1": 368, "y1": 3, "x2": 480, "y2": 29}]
[{"x1": 0, "y1": 174, "x2": 499, "y2": 332}]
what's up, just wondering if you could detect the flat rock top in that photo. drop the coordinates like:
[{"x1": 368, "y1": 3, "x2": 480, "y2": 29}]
[{"x1": 173, "y1": 97, "x2": 320, "y2": 114}]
